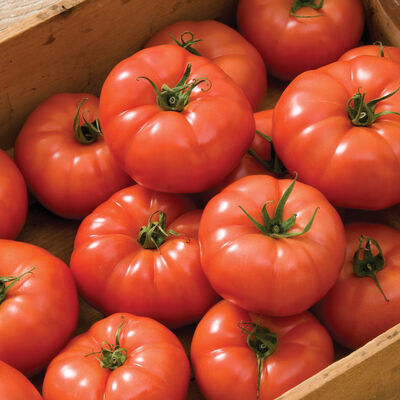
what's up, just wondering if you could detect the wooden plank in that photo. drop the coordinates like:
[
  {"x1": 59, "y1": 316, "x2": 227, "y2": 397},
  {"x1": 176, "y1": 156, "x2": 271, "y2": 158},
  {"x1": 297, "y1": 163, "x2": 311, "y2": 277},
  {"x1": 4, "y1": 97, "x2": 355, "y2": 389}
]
[{"x1": 0, "y1": 0, "x2": 238, "y2": 150}]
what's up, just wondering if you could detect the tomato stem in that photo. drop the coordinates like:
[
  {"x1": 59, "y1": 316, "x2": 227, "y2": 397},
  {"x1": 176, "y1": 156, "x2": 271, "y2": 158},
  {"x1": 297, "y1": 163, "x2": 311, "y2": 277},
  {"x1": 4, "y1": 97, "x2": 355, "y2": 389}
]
[
  {"x1": 73, "y1": 98, "x2": 102, "y2": 144},
  {"x1": 169, "y1": 31, "x2": 202, "y2": 56},
  {"x1": 137, "y1": 63, "x2": 211, "y2": 112},
  {"x1": 239, "y1": 175, "x2": 318, "y2": 239},
  {"x1": 347, "y1": 86, "x2": 400, "y2": 126},
  {"x1": 353, "y1": 236, "x2": 389, "y2": 302},
  {"x1": 374, "y1": 41, "x2": 386, "y2": 58},
  {"x1": 85, "y1": 317, "x2": 128, "y2": 370},
  {"x1": 0, "y1": 268, "x2": 35, "y2": 303},
  {"x1": 290, "y1": 0, "x2": 324, "y2": 18},
  {"x1": 238, "y1": 321, "x2": 278, "y2": 399}
]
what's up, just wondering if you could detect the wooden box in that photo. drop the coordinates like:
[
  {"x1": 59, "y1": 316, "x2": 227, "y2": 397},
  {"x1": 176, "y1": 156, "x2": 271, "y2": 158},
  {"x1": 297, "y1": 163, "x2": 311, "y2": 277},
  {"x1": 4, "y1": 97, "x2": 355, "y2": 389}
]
[{"x1": 1, "y1": 1, "x2": 400, "y2": 399}]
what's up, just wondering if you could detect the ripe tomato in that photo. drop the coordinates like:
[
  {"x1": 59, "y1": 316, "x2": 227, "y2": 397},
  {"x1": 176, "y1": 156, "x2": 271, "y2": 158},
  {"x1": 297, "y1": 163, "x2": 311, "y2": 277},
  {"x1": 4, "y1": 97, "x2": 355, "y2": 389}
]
[
  {"x1": 237, "y1": 0, "x2": 364, "y2": 81},
  {"x1": 99, "y1": 44, "x2": 255, "y2": 193},
  {"x1": 199, "y1": 174, "x2": 346, "y2": 316},
  {"x1": 191, "y1": 300, "x2": 334, "y2": 400},
  {"x1": 339, "y1": 43, "x2": 400, "y2": 63},
  {"x1": 70, "y1": 184, "x2": 218, "y2": 327},
  {"x1": 14, "y1": 93, "x2": 132, "y2": 219},
  {"x1": 42, "y1": 313, "x2": 190, "y2": 400},
  {"x1": 273, "y1": 56, "x2": 400, "y2": 210},
  {"x1": 0, "y1": 150, "x2": 27, "y2": 239},
  {"x1": 0, "y1": 240, "x2": 78, "y2": 376},
  {"x1": 145, "y1": 19, "x2": 267, "y2": 110},
  {"x1": 315, "y1": 223, "x2": 400, "y2": 349},
  {"x1": 0, "y1": 360, "x2": 42, "y2": 400}
]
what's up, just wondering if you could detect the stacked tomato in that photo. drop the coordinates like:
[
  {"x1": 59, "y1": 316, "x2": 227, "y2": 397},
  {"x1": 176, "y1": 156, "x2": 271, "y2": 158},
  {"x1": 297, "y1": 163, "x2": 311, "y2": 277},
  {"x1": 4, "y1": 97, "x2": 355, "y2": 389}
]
[{"x1": 3, "y1": 0, "x2": 400, "y2": 399}]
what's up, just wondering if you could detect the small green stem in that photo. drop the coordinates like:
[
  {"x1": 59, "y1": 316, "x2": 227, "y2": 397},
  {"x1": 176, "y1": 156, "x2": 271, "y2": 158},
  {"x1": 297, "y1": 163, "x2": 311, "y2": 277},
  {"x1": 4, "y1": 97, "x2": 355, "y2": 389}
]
[
  {"x1": 73, "y1": 98, "x2": 102, "y2": 144},
  {"x1": 85, "y1": 318, "x2": 128, "y2": 370},
  {"x1": 290, "y1": 0, "x2": 324, "y2": 18},
  {"x1": 0, "y1": 268, "x2": 35, "y2": 303},
  {"x1": 353, "y1": 236, "x2": 389, "y2": 302},
  {"x1": 374, "y1": 41, "x2": 386, "y2": 58},
  {"x1": 169, "y1": 31, "x2": 202, "y2": 56}
]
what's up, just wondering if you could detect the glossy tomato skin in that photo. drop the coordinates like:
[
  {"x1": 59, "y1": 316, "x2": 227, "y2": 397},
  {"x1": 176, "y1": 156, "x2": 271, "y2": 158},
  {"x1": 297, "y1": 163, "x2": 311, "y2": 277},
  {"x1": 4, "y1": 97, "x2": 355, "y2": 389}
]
[
  {"x1": 273, "y1": 56, "x2": 400, "y2": 210},
  {"x1": 339, "y1": 44, "x2": 400, "y2": 63},
  {"x1": 0, "y1": 360, "x2": 43, "y2": 400},
  {"x1": 199, "y1": 174, "x2": 346, "y2": 316},
  {"x1": 0, "y1": 240, "x2": 79, "y2": 376},
  {"x1": 0, "y1": 150, "x2": 27, "y2": 239},
  {"x1": 42, "y1": 313, "x2": 190, "y2": 400},
  {"x1": 237, "y1": 0, "x2": 364, "y2": 81},
  {"x1": 99, "y1": 44, "x2": 255, "y2": 193},
  {"x1": 71, "y1": 184, "x2": 218, "y2": 327},
  {"x1": 315, "y1": 223, "x2": 400, "y2": 349},
  {"x1": 191, "y1": 300, "x2": 334, "y2": 400},
  {"x1": 145, "y1": 20, "x2": 267, "y2": 110},
  {"x1": 14, "y1": 93, "x2": 132, "y2": 219}
]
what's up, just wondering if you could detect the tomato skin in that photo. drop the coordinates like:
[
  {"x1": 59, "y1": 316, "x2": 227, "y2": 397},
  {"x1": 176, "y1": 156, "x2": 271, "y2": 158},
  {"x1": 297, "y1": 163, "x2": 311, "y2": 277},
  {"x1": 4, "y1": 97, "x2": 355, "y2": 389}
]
[
  {"x1": 315, "y1": 223, "x2": 400, "y2": 350},
  {"x1": 191, "y1": 300, "x2": 334, "y2": 400},
  {"x1": 198, "y1": 174, "x2": 346, "y2": 316},
  {"x1": 70, "y1": 184, "x2": 218, "y2": 327},
  {"x1": 273, "y1": 56, "x2": 400, "y2": 210},
  {"x1": 0, "y1": 360, "x2": 43, "y2": 400},
  {"x1": 42, "y1": 313, "x2": 190, "y2": 400},
  {"x1": 14, "y1": 93, "x2": 132, "y2": 219},
  {"x1": 237, "y1": 0, "x2": 364, "y2": 81},
  {"x1": 0, "y1": 240, "x2": 79, "y2": 376},
  {"x1": 339, "y1": 44, "x2": 400, "y2": 63},
  {"x1": 145, "y1": 20, "x2": 267, "y2": 110},
  {"x1": 99, "y1": 44, "x2": 255, "y2": 193},
  {"x1": 0, "y1": 151, "x2": 27, "y2": 239}
]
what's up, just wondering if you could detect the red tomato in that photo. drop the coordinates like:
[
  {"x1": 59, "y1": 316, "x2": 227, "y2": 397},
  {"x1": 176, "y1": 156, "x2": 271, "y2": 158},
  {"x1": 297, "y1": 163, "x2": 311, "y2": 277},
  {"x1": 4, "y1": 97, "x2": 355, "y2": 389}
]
[
  {"x1": 339, "y1": 43, "x2": 400, "y2": 63},
  {"x1": 0, "y1": 240, "x2": 78, "y2": 376},
  {"x1": 70, "y1": 185, "x2": 218, "y2": 327},
  {"x1": 315, "y1": 223, "x2": 400, "y2": 349},
  {"x1": 273, "y1": 56, "x2": 400, "y2": 210},
  {"x1": 199, "y1": 174, "x2": 346, "y2": 316},
  {"x1": 191, "y1": 300, "x2": 334, "y2": 400},
  {"x1": 14, "y1": 93, "x2": 132, "y2": 219},
  {"x1": 42, "y1": 313, "x2": 190, "y2": 400},
  {"x1": 145, "y1": 20, "x2": 267, "y2": 110},
  {"x1": 99, "y1": 44, "x2": 255, "y2": 193},
  {"x1": 237, "y1": 0, "x2": 364, "y2": 81},
  {"x1": 0, "y1": 360, "x2": 42, "y2": 400},
  {"x1": 0, "y1": 150, "x2": 27, "y2": 239}
]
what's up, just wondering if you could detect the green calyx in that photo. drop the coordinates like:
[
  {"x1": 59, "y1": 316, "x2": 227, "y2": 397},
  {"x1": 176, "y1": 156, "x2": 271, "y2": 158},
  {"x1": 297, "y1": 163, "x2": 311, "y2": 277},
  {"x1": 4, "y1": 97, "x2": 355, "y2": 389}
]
[
  {"x1": 137, "y1": 210, "x2": 185, "y2": 250},
  {"x1": 137, "y1": 63, "x2": 211, "y2": 112},
  {"x1": 374, "y1": 41, "x2": 386, "y2": 58},
  {"x1": 347, "y1": 86, "x2": 400, "y2": 127},
  {"x1": 0, "y1": 268, "x2": 35, "y2": 304},
  {"x1": 169, "y1": 31, "x2": 202, "y2": 56},
  {"x1": 239, "y1": 175, "x2": 318, "y2": 239},
  {"x1": 248, "y1": 130, "x2": 287, "y2": 177},
  {"x1": 239, "y1": 321, "x2": 278, "y2": 399},
  {"x1": 290, "y1": 0, "x2": 324, "y2": 18},
  {"x1": 353, "y1": 236, "x2": 389, "y2": 302},
  {"x1": 86, "y1": 318, "x2": 128, "y2": 370},
  {"x1": 73, "y1": 98, "x2": 102, "y2": 144}
]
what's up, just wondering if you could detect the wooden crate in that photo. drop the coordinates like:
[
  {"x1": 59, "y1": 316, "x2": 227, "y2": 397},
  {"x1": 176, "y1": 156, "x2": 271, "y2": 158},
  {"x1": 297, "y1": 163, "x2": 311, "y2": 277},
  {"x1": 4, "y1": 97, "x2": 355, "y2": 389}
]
[{"x1": 2, "y1": 1, "x2": 400, "y2": 399}]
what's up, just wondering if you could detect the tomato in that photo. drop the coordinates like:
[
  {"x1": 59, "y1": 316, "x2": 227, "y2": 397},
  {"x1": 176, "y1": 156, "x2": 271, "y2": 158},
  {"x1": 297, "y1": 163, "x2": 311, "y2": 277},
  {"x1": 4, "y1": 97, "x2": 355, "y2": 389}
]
[
  {"x1": 0, "y1": 360, "x2": 42, "y2": 400},
  {"x1": 339, "y1": 43, "x2": 400, "y2": 63},
  {"x1": 70, "y1": 184, "x2": 218, "y2": 327},
  {"x1": 191, "y1": 300, "x2": 334, "y2": 400},
  {"x1": 42, "y1": 313, "x2": 190, "y2": 400},
  {"x1": 99, "y1": 44, "x2": 255, "y2": 193},
  {"x1": 0, "y1": 150, "x2": 27, "y2": 239},
  {"x1": 273, "y1": 56, "x2": 400, "y2": 210},
  {"x1": 198, "y1": 174, "x2": 346, "y2": 316},
  {"x1": 14, "y1": 93, "x2": 132, "y2": 219},
  {"x1": 145, "y1": 19, "x2": 267, "y2": 110},
  {"x1": 0, "y1": 240, "x2": 78, "y2": 376},
  {"x1": 314, "y1": 223, "x2": 400, "y2": 349},
  {"x1": 237, "y1": 0, "x2": 364, "y2": 81}
]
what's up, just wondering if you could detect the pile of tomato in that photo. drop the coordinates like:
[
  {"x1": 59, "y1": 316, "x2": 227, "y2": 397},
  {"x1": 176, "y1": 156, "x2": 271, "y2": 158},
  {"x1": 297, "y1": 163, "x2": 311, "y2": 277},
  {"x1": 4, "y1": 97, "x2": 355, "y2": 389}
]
[{"x1": 2, "y1": 0, "x2": 400, "y2": 399}]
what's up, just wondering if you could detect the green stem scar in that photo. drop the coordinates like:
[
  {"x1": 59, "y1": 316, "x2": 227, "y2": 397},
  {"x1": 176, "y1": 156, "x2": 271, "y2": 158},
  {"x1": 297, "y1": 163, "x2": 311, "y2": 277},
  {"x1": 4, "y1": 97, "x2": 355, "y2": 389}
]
[
  {"x1": 73, "y1": 98, "x2": 102, "y2": 144},
  {"x1": 290, "y1": 0, "x2": 324, "y2": 18},
  {"x1": 0, "y1": 268, "x2": 35, "y2": 304},
  {"x1": 169, "y1": 31, "x2": 202, "y2": 56}
]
